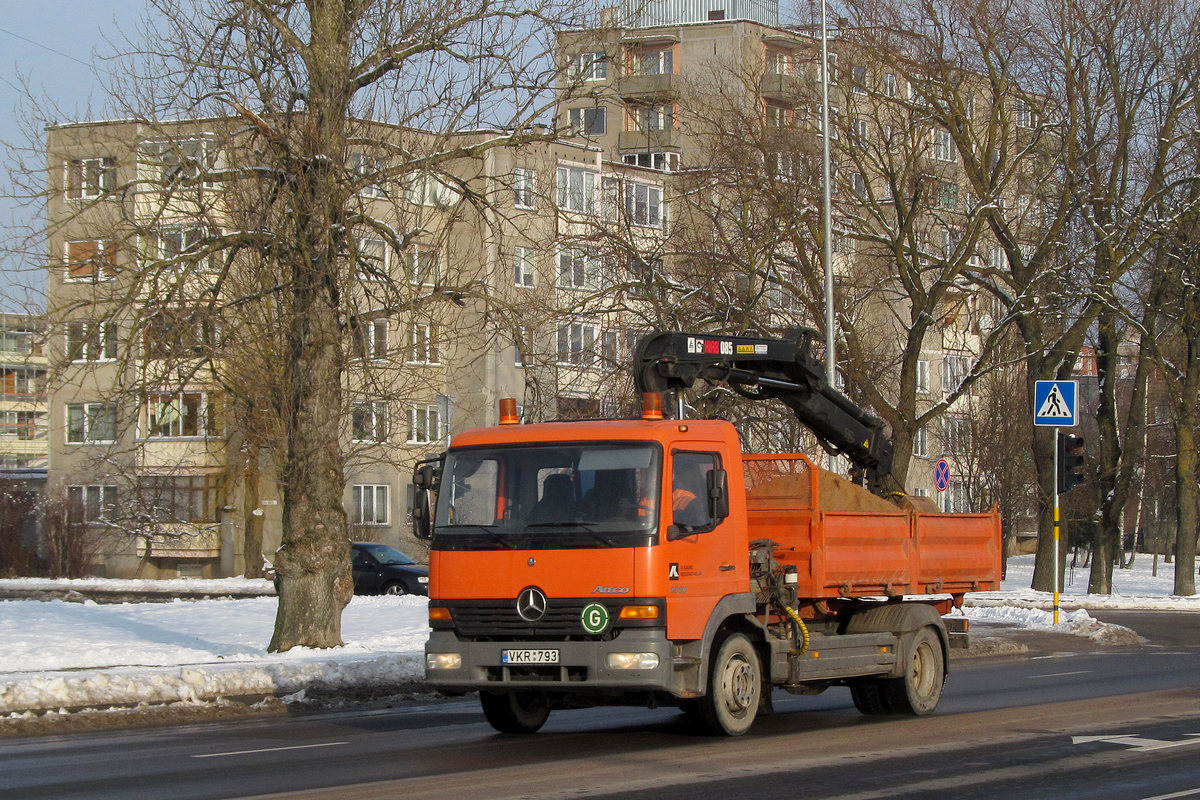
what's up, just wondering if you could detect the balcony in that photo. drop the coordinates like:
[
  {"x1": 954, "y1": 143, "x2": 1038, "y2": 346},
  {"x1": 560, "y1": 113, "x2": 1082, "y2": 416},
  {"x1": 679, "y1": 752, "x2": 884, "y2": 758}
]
[
  {"x1": 619, "y1": 128, "x2": 680, "y2": 151},
  {"x1": 618, "y1": 73, "x2": 676, "y2": 98},
  {"x1": 760, "y1": 73, "x2": 807, "y2": 101}
]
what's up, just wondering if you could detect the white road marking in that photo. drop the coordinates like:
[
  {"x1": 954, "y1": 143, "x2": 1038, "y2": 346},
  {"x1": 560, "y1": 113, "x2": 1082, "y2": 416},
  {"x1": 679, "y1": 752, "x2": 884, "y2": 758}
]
[
  {"x1": 193, "y1": 741, "x2": 349, "y2": 758},
  {"x1": 1028, "y1": 670, "x2": 1092, "y2": 679}
]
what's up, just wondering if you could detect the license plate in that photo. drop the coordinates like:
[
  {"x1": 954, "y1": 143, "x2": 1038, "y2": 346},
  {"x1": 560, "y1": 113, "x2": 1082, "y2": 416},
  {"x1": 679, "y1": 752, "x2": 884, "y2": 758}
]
[{"x1": 501, "y1": 649, "x2": 560, "y2": 664}]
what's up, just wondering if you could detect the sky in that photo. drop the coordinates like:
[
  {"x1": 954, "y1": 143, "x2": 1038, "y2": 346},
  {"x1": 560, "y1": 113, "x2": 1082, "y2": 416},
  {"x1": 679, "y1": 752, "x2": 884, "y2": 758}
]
[
  {"x1": 0, "y1": 553, "x2": 1195, "y2": 717},
  {"x1": 0, "y1": 2, "x2": 147, "y2": 312}
]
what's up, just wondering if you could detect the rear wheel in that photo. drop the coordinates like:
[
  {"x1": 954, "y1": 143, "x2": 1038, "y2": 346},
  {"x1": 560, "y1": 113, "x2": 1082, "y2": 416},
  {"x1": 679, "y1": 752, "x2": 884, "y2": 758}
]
[
  {"x1": 480, "y1": 690, "x2": 551, "y2": 734},
  {"x1": 848, "y1": 679, "x2": 891, "y2": 715},
  {"x1": 882, "y1": 626, "x2": 944, "y2": 715},
  {"x1": 694, "y1": 632, "x2": 762, "y2": 736}
]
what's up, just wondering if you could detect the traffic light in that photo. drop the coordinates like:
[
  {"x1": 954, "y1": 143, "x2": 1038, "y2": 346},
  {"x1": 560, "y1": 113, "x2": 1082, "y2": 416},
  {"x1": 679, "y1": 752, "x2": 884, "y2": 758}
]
[{"x1": 1057, "y1": 432, "x2": 1086, "y2": 493}]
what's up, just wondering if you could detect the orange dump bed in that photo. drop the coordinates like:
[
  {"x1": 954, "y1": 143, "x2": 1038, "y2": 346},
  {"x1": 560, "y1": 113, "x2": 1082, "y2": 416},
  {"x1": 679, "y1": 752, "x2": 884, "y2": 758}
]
[{"x1": 744, "y1": 454, "x2": 1002, "y2": 599}]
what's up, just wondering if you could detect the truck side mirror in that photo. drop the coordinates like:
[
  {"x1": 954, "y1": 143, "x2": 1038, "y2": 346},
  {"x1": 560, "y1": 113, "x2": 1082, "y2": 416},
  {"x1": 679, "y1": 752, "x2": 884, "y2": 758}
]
[
  {"x1": 707, "y1": 468, "x2": 729, "y2": 520},
  {"x1": 411, "y1": 455, "x2": 443, "y2": 540}
]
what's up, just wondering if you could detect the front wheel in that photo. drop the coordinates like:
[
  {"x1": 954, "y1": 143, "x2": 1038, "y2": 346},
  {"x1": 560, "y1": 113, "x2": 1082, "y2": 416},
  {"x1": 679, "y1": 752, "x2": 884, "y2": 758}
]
[
  {"x1": 382, "y1": 582, "x2": 408, "y2": 596},
  {"x1": 883, "y1": 626, "x2": 945, "y2": 715},
  {"x1": 480, "y1": 691, "x2": 551, "y2": 734},
  {"x1": 693, "y1": 632, "x2": 762, "y2": 736}
]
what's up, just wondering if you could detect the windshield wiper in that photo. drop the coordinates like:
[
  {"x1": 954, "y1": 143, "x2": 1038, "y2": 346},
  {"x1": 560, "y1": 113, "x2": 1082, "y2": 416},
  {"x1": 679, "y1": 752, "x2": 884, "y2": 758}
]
[
  {"x1": 524, "y1": 521, "x2": 619, "y2": 547},
  {"x1": 437, "y1": 524, "x2": 517, "y2": 549}
]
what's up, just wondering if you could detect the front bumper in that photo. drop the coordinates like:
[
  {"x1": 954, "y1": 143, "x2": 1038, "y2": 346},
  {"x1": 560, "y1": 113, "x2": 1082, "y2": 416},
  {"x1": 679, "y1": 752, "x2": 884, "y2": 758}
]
[{"x1": 425, "y1": 629, "x2": 677, "y2": 695}]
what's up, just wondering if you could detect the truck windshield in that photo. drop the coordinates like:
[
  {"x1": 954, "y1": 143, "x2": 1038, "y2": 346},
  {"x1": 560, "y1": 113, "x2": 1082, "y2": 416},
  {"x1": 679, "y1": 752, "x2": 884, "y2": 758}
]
[{"x1": 433, "y1": 443, "x2": 661, "y2": 550}]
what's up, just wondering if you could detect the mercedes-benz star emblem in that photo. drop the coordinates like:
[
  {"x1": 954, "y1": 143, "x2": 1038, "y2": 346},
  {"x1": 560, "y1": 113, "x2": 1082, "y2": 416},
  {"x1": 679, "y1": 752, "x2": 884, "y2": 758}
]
[{"x1": 516, "y1": 587, "x2": 548, "y2": 622}]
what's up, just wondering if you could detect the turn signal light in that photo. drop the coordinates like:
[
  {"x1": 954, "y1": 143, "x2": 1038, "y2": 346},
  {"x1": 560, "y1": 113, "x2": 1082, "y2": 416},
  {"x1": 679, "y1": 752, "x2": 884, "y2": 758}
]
[
  {"x1": 429, "y1": 607, "x2": 452, "y2": 622},
  {"x1": 619, "y1": 605, "x2": 660, "y2": 620}
]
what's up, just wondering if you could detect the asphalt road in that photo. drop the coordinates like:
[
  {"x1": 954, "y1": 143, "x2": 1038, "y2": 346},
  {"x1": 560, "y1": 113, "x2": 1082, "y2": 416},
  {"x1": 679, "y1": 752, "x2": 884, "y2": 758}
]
[{"x1": 1, "y1": 610, "x2": 1197, "y2": 800}]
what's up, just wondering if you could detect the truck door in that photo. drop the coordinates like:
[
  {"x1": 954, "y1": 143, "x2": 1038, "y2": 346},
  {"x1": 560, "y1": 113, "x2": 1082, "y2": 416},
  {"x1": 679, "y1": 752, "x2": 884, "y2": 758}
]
[{"x1": 660, "y1": 448, "x2": 742, "y2": 640}]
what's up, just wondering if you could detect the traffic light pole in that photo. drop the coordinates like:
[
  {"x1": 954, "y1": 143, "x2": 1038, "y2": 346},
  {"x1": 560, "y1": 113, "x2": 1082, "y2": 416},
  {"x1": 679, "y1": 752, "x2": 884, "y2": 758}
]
[{"x1": 1052, "y1": 426, "x2": 1060, "y2": 625}]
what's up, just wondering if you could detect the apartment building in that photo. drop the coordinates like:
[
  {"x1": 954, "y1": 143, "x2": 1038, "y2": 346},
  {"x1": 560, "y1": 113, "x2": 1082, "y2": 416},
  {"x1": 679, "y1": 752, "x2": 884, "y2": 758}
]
[
  {"x1": 0, "y1": 313, "x2": 47, "y2": 572},
  {"x1": 44, "y1": 115, "x2": 669, "y2": 578}
]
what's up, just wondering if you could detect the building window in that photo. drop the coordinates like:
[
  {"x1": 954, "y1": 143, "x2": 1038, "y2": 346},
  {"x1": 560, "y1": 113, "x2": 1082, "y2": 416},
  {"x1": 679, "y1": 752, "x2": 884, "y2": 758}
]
[
  {"x1": 406, "y1": 247, "x2": 439, "y2": 285},
  {"x1": 408, "y1": 404, "x2": 441, "y2": 444},
  {"x1": 514, "y1": 327, "x2": 531, "y2": 368},
  {"x1": 351, "y1": 317, "x2": 388, "y2": 360},
  {"x1": 569, "y1": 51, "x2": 608, "y2": 80},
  {"x1": 916, "y1": 359, "x2": 930, "y2": 393},
  {"x1": 514, "y1": 246, "x2": 535, "y2": 287},
  {"x1": 66, "y1": 403, "x2": 118, "y2": 443},
  {"x1": 628, "y1": 256, "x2": 661, "y2": 299},
  {"x1": 351, "y1": 152, "x2": 388, "y2": 198},
  {"x1": 145, "y1": 392, "x2": 211, "y2": 438},
  {"x1": 933, "y1": 129, "x2": 957, "y2": 162},
  {"x1": 140, "y1": 139, "x2": 218, "y2": 187},
  {"x1": 144, "y1": 226, "x2": 215, "y2": 272},
  {"x1": 68, "y1": 485, "x2": 117, "y2": 523},
  {"x1": 884, "y1": 73, "x2": 898, "y2": 97},
  {"x1": 352, "y1": 484, "x2": 390, "y2": 525},
  {"x1": 512, "y1": 167, "x2": 535, "y2": 208},
  {"x1": 942, "y1": 353, "x2": 971, "y2": 394},
  {"x1": 558, "y1": 245, "x2": 599, "y2": 289},
  {"x1": 851, "y1": 65, "x2": 867, "y2": 93},
  {"x1": 407, "y1": 322, "x2": 440, "y2": 364},
  {"x1": 139, "y1": 475, "x2": 217, "y2": 522},
  {"x1": 352, "y1": 401, "x2": 389, "y2": 443},
  {"x1": 943, "y1": 414, "x2": 971, "y2": 455},
  {"x1": 630, "y1": 103, "x2": 673, "y2": 132},
  {"x1": 355, "y1": 237, "x2": 388, "y2": 281},
  {"x1": 631, "y1": 46, "x2": 673, "y2": 76},
  {"x1": 67, "y1": 320, "x2": 117, "y2": 362},
  {"x1": 621, "y1": 151, "x2": 678, "y2": 171},
  {"x1": 407, "y1": 172, "x2": 458, "y2": 207},
  {"x1": 816, "y1": 51, "x2": 838, "y2": 85},
  {"x1": 765, "y1": 47, "x2": 793, "y2": 75},
  {"x1": 2, "y1": 410, "x2": 42, "y2": 441},
  {"x1": 556, "y1": 165, "x2": 598, "y2": 213},
  {"x1": 142, "y1": 307, "x2": 217, "y2": 359},
  {"x1": 568, "y1": 106, "x2": 607, "y2": 136},
  {"x1": 624, "y1": 182, "x2": 664, "y2": 227},
  {"x1": 557, "y1": 321, "x2": 598, "y2": 366},
  {"x1": 1015, "y1": 99, "x2": 1034, "y2": 128},
  {"x1": 913, "y1": 427, "x2": 927, "y2": 457},
  {"x1": 65, "y1": 240, "x2": 117, "y2": 282},
  {"x1": 66, "y1": 156, "x2": 116, "y2": 199}
]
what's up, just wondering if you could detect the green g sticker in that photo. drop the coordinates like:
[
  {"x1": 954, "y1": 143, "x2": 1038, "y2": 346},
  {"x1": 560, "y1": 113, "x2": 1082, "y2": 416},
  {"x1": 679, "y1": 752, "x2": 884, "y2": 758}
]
[{"x1": 581, "y1": 603, "x2": 611, "y2": 634}]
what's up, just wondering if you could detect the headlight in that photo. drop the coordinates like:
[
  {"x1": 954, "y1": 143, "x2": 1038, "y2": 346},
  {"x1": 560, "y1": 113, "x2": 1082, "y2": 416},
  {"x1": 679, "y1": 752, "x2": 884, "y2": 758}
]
[
  {"x1": 605, "y1": 652, "x2": 660, "y2": 670},
  {"x1": 418, "y1": 575, "x2": 429, "y2": 584},
  {"x1": 426, "y1": 653, "x2": 463, "y2": 670}
]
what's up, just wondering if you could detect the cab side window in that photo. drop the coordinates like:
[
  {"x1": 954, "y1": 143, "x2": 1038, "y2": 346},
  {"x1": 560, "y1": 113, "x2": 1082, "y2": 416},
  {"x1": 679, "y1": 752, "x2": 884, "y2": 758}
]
[{"x1": 672, "y1": 451, "x2": 718, "y2": 530}]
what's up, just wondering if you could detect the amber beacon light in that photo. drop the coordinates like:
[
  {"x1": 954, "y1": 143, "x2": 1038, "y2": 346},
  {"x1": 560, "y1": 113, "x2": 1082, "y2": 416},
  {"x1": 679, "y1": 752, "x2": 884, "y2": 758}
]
[
  {"x1": 641, "y1": 392, "x2": 663, "y2": 420},
  {"x1": 498, "y1": 398, "x2": 520, "y2": 425}
]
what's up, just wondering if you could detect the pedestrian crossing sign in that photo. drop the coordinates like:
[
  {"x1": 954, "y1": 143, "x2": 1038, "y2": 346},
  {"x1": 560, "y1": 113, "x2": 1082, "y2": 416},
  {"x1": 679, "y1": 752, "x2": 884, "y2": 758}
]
[{"x1": 1034, "y1": 380, "x2": 1078, "y2": 427}]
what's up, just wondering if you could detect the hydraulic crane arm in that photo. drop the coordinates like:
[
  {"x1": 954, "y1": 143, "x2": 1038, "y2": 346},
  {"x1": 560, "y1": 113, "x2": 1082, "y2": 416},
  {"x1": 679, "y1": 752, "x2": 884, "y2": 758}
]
[{"x1": 634, "y1": 330, "x2": 896, "y2": 494}]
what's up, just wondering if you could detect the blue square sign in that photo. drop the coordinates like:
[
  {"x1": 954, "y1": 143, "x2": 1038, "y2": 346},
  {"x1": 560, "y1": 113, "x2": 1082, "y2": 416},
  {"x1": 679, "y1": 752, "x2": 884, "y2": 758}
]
[{"x1": 1034, "y1": 380, "x2": 1078, "y2": 427}]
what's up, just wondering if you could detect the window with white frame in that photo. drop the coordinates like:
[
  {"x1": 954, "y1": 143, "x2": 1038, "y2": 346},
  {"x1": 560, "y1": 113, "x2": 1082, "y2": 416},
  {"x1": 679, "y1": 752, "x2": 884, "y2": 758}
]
[
  {"x1": 624, "y1": 182, "x2": 664, "y2": 227},
  {"x1": 356, "y1": 237, "x2": 388, "y2": 281},
  {"x1": 140, "y1": 139, "x2": 218, "y2": 187},
  {"x1": 1015, "y1": 98, "x2": 1034, "y2": 128},
  {"x1": 144, "y1": 226, "x2": 215, "y2": 272},
  {"x1": 351, "y1": 318, "x2": 388, "y2": 360},
  {"x1": 916, "y1": 359, "x2": 930, "y2": 393},
  {"x1": 568, "y1": 106, "x2": 607, "y2": 136},
  {"x1": 556, "y1": 321, "x2": 597, "y2": 366},
  {"x1": 913, "y1": 426, "x2": 928, "y2": 457},
  {"x1": 352, "y1": 401, "x2": 389, "y2": 443},
  {"x1": 65, "y1": 239, "x2": 117, "y2": 282},
  {"x1": 406, "y1": 247, "x2": 439, "y2": 285},
  {"x1": 145, "y1": 392, "x2": 211, "y2": 438},
  {"x1": 933, "y1": 129, "x2": 956, "y2": 162},
  {"x1": 851, "y1": 65, "x2": 867, "y2": 93},
  {"x1": 67, "y1": 320, "x2": 117, "y2": 362},
  {"x1": 816, "y1": 51, "x2": 838, "y2": 84},
  {"x1": 765, "y1": 102, "x2": 793, "y2": 127},
  {"x1": 942, "y1": 353, "x2": 971, "y2": 394},
  {"x1": 556, "y1": 165, "x2": 597, "y2": 213},
  {"x1": 408, "y1": 403, "x2": 441, "y2": 444},
  {"x1": 512, "y1": 167, "x2": 535, "y2": 208},
  {"x1": 141, "y1": 307, "x2": 218, "y2": 359},
  {"x1": 514, "y1": 246, "x2": 535, "y2": 287},
  {"x1": 407, "y1": 322, "x2": 440, "y2": 364},
  {"x1": 68, "y1": 485, "x2": 117, "y2": 523},
  {"x1": 621, "y1": 151, "x2": 678, "y2": 171},
  {"x1": 139, "y1": 474, "x2": 217, "y2": 522},
  {"x1": 407, "y1": 172, "x2": 458, "y2": 207},
  {"x1": 942, "y1": 414, "x2": 971, "y2": 455},
  {"x1": 351, "y1": 152, "x2": 388, "y2": 198},
  {"x1": 884, "y1": 73, "x2": 898, "y2": 97},
  {"x1": 632, "y1": 103, "x2": 673, "y2": 132},
  {"x1": 631, "y1": 46, "x2": 673, "y2": 75},
  {"x1": 514, "y1": 326, "x2": 531, "y2": 368},
  {"x1": 557, "y1": 245, "x2": 599, "y2": 289},
  {"x1": 352, "y1": 484, "x2": 390, "y2": 525},
  {"x1": 67, "y1": 402, "x2": 118, "y2": 443},
  {"x1": 66, "y1": 156, "x2": 115, "y2": 199},
  {"x1": 2, "y1": 410, "x2": 42, "y2": 441},
  {"x1": 937, "y1": 181, "x2": 958, "y2": 211},
  {"x1": 569, "y1": 51, "x2": 607, "y2": 80},
  {"x1": 765, "y1": 47, "x2": 792, "y2": 75}
]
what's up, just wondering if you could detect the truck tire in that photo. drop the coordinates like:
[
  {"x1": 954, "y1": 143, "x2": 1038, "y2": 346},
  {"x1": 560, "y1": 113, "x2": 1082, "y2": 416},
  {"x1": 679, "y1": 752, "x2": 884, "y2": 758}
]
[
  {"x1": 694, "y1": 632, "x2": 762, "y2": 736},
  {"x1": 882, "y1": 626, "x2": 944, "y2": 715},
  {"x1": 848, "y1": 679, "x2": 891, "y2": 715},
  {"x1": 480, "y1": 690, "x2": 551, "y2": 734}
]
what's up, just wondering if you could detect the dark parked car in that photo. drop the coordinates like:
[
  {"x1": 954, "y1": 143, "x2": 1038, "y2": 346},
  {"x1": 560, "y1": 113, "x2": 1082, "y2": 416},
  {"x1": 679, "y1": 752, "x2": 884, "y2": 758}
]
[{"x1": 350, "y1": 542, "x2": 429, "y2": 596}]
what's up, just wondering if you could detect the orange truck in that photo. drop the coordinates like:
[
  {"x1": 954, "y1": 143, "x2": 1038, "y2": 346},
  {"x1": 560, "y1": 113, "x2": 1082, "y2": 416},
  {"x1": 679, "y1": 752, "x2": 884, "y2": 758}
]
[{"x1": 415, "y1": 331, "x2": 1001, "y2": 735}]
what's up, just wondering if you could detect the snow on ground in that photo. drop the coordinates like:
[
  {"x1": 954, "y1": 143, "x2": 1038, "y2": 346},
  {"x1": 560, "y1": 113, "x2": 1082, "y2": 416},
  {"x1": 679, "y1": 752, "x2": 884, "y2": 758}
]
[{"x1": 0, "y1": 554, "x2": 1196, "y2": 717}]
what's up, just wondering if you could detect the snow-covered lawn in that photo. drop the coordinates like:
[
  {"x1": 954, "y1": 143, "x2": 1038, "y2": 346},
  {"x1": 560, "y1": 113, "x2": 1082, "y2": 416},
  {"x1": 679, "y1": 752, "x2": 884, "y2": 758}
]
[{"x1": 0, "y1": 554, "x2": 1196, "y2": 716}]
